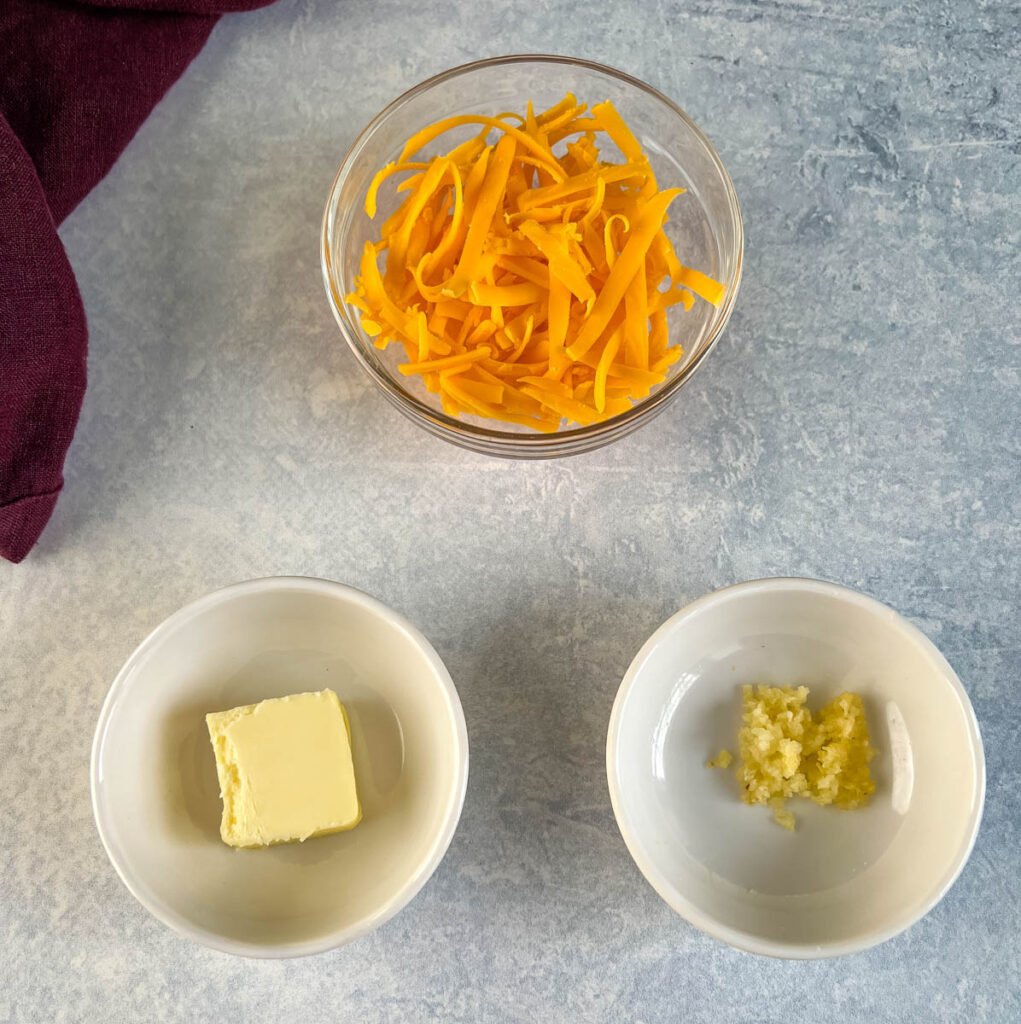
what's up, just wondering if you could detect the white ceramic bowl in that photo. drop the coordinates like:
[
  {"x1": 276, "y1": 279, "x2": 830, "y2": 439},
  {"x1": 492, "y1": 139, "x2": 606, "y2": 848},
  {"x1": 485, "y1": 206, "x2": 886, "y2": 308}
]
[
  {"x1": 606, "y1": 578, "x2": 985, "y2": 958},
  {"x1": 91, "y1": 577, "x2": 469, "y2": 958}
]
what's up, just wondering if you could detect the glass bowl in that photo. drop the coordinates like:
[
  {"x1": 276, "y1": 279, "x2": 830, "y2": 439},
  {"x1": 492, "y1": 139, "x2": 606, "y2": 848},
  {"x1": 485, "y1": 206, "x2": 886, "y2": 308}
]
[{"x1": 321, "y1": 55, "x2": 744, "y2": 458}]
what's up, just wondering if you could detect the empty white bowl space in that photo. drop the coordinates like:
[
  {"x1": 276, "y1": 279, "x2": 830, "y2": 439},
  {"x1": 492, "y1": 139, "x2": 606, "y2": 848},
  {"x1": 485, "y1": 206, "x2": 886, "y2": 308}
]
[
  {"x1": 607, "y1": 578, "x2": 985, "y2": 958},
  {"x1": 91, "y1": 578, "x2": 469, "y2": 958}
]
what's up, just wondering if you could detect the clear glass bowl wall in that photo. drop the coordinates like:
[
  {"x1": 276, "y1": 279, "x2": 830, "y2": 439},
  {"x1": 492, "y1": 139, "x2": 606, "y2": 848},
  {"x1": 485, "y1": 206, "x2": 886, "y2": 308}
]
[{"x1": 322, "y1": 55, "x2": 743, "y2": 458}]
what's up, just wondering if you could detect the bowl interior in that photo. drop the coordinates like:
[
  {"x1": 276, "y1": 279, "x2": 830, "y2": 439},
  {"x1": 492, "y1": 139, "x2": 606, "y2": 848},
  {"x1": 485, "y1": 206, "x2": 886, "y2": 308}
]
[
  {"x1": 92, "y1": 580, "x2": 467, "y2": 956},
  {"x1": 323, "y1": 56, "x2": 742, "y2": 448},
  {"x1": 609, "y1": 580, "x2": 983, "y2": 955}
]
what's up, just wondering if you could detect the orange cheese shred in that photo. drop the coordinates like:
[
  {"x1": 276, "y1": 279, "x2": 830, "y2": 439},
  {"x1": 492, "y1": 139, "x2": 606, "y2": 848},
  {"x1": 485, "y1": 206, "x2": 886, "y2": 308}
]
[{"x1": 346, "y1": 94, "x2": 726, "y2": 430}]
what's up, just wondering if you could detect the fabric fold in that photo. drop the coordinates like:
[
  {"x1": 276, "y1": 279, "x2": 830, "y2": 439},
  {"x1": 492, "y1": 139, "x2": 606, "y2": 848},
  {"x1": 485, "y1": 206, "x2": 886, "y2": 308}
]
[{"x1": 0, "y1": 0, "x2": 275, "y2": 563}]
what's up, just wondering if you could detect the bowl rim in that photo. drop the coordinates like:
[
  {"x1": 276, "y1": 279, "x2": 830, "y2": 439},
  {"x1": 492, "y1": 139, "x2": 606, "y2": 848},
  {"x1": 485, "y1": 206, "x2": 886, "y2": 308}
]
[
  {"x1": 90, "y1": 575, "x2": 470, "y2": 959},
  {"x1": 605, "y1": 576, "x2": 986, "y2": 959},
  {"x1": 320, "y1": 53, "x2": 744, "y2": 454}
]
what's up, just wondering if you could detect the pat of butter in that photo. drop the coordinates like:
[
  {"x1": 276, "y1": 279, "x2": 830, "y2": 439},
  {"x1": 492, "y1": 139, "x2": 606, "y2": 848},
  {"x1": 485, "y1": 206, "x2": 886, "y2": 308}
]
[{"x1": 206, "y1": 689, "x2": 361, "y2": 848}]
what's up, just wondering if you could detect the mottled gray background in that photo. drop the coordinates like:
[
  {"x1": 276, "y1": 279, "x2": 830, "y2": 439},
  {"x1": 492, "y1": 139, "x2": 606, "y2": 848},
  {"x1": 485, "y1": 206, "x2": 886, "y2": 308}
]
[{"x1": 2, "y1": 0, "x2": 1019, "y2": 1021}]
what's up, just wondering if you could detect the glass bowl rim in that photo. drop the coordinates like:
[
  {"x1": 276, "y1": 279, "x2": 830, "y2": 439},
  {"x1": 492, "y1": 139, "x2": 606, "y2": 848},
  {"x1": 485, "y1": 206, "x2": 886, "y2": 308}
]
[{"x1": 321, "y1": 53, "x2": 745, "y2": 451}]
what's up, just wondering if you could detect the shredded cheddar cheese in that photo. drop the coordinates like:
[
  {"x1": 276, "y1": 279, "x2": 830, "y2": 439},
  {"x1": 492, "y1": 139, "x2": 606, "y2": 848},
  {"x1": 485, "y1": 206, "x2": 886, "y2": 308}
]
[{"x1": 346, "y1": 95, "x2": 726, "y2": 431}]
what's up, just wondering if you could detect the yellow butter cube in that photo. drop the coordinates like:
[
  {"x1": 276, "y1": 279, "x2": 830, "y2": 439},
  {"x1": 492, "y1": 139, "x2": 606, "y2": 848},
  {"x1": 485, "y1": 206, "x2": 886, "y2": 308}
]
[{"x1": 206, "y1": 689, "x2": 361, "y2": 848}]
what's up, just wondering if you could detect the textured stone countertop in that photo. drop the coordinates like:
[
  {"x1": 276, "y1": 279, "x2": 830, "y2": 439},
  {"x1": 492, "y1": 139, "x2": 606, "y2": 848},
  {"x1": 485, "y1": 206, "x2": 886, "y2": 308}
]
[{"x1": 2, "y1": 1, "x2": 1018, "y2": 1021}]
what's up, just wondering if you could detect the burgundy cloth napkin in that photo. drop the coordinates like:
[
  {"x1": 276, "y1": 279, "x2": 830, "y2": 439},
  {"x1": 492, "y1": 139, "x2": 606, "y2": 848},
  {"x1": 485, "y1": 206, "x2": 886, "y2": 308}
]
[{"x1": 0, "y1": 0, "x2": 275, "y2": 563}]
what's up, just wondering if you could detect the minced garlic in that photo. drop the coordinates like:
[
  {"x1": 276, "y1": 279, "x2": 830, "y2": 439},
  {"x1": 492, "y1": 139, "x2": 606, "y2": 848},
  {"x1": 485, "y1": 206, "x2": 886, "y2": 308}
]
[
  {"x1": 722, "y1": 684, "x2": 877, "y2": 830},
  {"x1": 706, "y1": 748, "x2": 733, "y2": 769}
]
